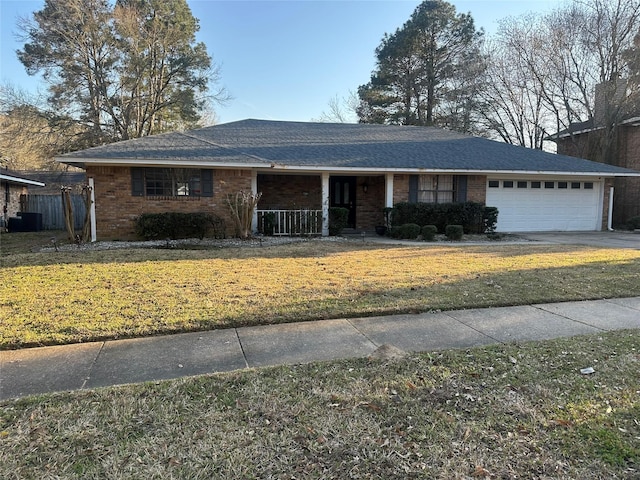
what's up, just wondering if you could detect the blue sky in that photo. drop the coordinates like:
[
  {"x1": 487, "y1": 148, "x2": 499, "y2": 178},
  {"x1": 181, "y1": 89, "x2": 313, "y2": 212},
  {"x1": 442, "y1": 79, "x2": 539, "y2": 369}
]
[{"x1": 0, "y1": 0, "x2": 561, "y2": 125}]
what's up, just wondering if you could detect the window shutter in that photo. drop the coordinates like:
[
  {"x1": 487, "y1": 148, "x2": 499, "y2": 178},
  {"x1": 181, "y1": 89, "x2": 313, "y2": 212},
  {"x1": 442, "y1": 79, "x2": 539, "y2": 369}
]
[
  {"x1": 201, "y1": 169, "x2": 213, "y2": 197},
  {"x1": 456, "y1": 175, "x2": 468, "y2": 202},
  {"x1": 131, "y1": 167, "x2": 144, "y2": 196},
  {"x1": 409, "y1": 175, "x2": 418, "y2": 203}
]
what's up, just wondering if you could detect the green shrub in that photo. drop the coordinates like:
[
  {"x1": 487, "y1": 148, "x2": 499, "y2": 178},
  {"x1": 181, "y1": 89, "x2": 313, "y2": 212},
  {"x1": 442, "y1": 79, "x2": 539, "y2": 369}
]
[
  {"x1": 135, "y1": 212, "x2": 226, "y2": 240},
  {"x1": 391, "y1": 202, "x2": 490, "y2": 234},
  {"x1": 483, "y1": 207, "x2": 499, "y2": 234},
  {"x1": 328, "y1": 207, "x2": 349, "y2": 236},
  {"x1": 626, "y1": 216, "x2": 640, "y2": 230},
  {"x1": 399, "y1": 223, "x2": 421, "y2": 239},
  {"x1": 445, "y1": 224, "x2": 464, "y2": 240},
  {"x1": 263, "y1": 212, "x2": 276, "y2": 235},
  {"x1": 421, "y1": 224, "x2": 438, "y2": 241}
]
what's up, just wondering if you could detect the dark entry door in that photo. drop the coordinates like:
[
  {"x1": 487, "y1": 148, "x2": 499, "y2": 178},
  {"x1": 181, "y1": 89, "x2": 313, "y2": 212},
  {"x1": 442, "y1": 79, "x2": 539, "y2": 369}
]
[{"x1": 330, "y1": 176, "x2": 356, "y2": 228}]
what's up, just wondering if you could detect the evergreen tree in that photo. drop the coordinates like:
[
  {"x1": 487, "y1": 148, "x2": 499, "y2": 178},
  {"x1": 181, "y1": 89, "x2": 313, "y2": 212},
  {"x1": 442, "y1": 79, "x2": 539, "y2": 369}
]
[
  {"x1": 357, "y1": 0, "x2": 485, "y2": 132},
  {"x1": 17, "y1": 0, "x2": 223, "y2": 144}
]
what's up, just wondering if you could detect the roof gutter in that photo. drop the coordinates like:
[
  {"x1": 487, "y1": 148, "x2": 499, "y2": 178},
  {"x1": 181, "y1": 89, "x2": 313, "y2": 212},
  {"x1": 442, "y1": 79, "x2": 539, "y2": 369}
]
[
  {"x1": 255, "y1": 165, "x2": 640, "y2": 177},
  {"x1": 550, "y1": 116, "x2": 640, "y2": 139},
  {"x1": 54, "y1": 156, "x2": 271, "y2": 169},
  {"x1": 54, "y1": 157, "x2": 640, "y2": 177},
  {"x1": 0, "y1": 174, "x2": 46, "y2": 187}
]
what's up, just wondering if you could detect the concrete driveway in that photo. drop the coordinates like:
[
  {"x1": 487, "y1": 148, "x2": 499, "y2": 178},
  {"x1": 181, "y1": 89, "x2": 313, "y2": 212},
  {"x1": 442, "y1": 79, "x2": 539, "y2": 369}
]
[{"x1": 519, "y1": 231, "x2": 640, "y2": 249}]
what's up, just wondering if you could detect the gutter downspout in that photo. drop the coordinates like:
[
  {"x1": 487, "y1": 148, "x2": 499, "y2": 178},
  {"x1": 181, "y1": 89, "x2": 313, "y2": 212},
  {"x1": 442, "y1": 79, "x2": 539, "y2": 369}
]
[{"x1": 607, "y1": 186, "x2": 614, "y2": 231}]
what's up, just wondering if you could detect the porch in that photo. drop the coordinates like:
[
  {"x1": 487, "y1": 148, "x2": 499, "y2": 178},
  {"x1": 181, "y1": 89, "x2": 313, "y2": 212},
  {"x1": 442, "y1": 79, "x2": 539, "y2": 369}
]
[{"x1": 254, "y1": 173, "x2": 390, "y2": 236}]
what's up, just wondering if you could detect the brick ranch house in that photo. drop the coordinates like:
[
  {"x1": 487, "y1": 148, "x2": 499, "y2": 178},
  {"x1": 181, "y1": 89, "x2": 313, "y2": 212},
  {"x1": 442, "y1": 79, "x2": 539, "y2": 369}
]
[{"x1": 55, "y1": 119, "x2": 640, "y2": 240}]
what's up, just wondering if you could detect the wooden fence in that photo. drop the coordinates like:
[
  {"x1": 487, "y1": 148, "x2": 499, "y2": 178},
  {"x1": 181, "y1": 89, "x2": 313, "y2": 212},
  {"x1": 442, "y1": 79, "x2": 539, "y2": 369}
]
[{"x1": 22, "y1": 194, "x2": 86, "y2": 231}]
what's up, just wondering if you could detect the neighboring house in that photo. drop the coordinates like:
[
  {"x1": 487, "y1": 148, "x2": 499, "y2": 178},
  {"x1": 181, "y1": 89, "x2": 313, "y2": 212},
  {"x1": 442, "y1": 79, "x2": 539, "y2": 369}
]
[
  {"x1": 550, "y1": 115, "x2": 640, "y2": 226},
  {"x1": 1, "y1": 169, "x2": 45, "y2": 229},
  {"x1": 55, "y1": 119, "x2": 640, "y2": 240}
]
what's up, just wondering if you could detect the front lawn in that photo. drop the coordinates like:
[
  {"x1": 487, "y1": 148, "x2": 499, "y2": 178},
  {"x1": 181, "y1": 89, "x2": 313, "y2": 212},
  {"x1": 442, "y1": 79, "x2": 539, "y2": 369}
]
[
  {"x1": 1, "y1": 330, "x2": 638, "y2": 478},
  {"x1": 1, "y1": 234, "x2": 639, "y2": 349}
]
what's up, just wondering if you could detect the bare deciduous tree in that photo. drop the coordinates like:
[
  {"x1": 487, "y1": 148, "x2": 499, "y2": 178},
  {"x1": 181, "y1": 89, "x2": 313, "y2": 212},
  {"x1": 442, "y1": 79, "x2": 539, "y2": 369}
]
[
  {"x1": 313, "y1": 92, "x2": 359, "y2": 123},
  {"x1": 480, "y1": 0, "x2": 640, "y2": 154},
  {"x1": 0, "y1": 84, "x2": 83, "y2": 170}
]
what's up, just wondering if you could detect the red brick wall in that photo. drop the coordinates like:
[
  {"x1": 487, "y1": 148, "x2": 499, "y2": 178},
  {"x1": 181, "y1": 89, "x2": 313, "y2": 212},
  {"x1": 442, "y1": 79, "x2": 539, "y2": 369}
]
[
  {"x1": 467, "y1": 175, "x2": 487, "y2": 203},
  {"x1": 557, "y1": 126, "x2": 640, "y2": 224},
  {"x1": 617, "y1": 127, "x2": 640, "y2": 222},
  {"x1": 556, "y1": 134, "x2": 600, "y2": 161},
  {"x1": 356, "y1": 175, "x2": 386, "y2": 230},
  {"x1": 393, "y1": 174, "x2": 410, "y2": 202},
  {"x1": 258, "y1": 174, "x2": 321, "y2": 209},
  {"x1": 620, "y1": 125, "x2": 640, "y2": 170},
  {"x1": 86, "y1": 166, "x2": 252, "y2": 239}
]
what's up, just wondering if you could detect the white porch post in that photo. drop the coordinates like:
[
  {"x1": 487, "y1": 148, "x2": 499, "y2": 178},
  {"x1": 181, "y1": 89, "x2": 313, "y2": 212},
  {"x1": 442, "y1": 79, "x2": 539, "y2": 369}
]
[
  {"x1": 608, "y1": 186, "x2": 614, "y2": 231},
  {"x1": 251, "y1": 171, "x2": 258, "y2": 234},
  {"x1": 385, "y1": 173, "x2": 394, "y2": 208},
  {"x1": 321, "y1": 172, "x2": 330, "y2": 236},
  {"x1": 88, "y1": 177, "x2": 96, "y2": 243}
]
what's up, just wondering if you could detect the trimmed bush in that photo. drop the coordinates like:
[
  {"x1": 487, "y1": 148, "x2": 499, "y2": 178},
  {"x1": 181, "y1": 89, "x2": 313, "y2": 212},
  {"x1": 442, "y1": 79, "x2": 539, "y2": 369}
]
[
  {"x1": 135, "y1": 212, "x2": 226, "y2": 240},
  {"x1": 626, "y1": 216, "x2": 640, "y2": 231},
  {"x1": 391, "y1": 202, "x2": 496, "y2": 234},
  {"x1": 328, "y1": 207, "x2": 349, "y2": 236},
  {"x1": 400, "y1": 223, "x2": 421, "y2": 239},
  {"x1": 263, "y1": 212, "x2": 276, "y2": 235},
  {"x1": 421, "y1": 224, "x2": 438, "y2": 241},
  {"x1": 445, "y1": 224, "x2": 464, "y2": 241},
  {"x1": 389, "y1": 223, "x2": 420, "y2": 239},
  {"x1": 483, "y1": 207, "x2": 499, "y2": 234}
]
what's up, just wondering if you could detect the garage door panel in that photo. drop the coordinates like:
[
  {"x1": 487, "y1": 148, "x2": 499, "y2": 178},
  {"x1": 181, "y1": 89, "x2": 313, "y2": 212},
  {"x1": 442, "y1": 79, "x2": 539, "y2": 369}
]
[{"x1": 486, "y1": 180, "x2": 601, "y2": 232}]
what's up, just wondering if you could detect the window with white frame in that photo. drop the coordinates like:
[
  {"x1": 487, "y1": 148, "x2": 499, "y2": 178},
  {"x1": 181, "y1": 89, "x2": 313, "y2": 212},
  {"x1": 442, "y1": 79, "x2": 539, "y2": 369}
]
[{"x1": 417, "y1": 175, "x2": 455, "y2": 203}]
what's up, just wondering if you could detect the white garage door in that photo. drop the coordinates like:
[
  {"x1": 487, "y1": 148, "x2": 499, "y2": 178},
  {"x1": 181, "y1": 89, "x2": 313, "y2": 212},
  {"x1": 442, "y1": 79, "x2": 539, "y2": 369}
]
[{"x1": 485, "y1": 179, "x2": 602, "y2": 232}]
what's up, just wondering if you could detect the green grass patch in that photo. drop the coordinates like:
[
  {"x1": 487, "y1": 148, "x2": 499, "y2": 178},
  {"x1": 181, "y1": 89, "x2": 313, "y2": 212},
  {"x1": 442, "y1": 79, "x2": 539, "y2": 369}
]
[
  {"x1": 1, "y1": 233, "x2": 640, "y2": 349},
  {"x1": 577, "y1": 427, "x2": 640, "y2": 467},
  {"x1": 1, "y1": 330, "x2": 638, "y2": 478}
]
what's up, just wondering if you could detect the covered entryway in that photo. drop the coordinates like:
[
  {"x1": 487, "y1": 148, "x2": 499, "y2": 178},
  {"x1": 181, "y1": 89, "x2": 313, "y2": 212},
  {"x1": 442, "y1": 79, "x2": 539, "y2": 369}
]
[
  {"x1": 330, "y1": 176, "x2": 357, "y2": 228},
  {"x1": 486, "y1": 178, "x2": 603, "y2": 232}
]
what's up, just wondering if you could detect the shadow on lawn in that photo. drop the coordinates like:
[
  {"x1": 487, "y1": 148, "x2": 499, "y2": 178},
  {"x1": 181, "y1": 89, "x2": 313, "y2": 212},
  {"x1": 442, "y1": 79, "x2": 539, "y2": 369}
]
[
  {"x1": 1, "y1": 233, "x2": 611, "y2": 268},
  {"x1": 2, "y1": 255, "x2": 638, "y2": 350}
]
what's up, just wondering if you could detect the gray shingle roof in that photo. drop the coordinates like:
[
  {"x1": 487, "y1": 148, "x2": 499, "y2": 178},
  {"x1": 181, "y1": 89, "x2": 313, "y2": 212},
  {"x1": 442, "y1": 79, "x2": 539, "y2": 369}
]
[{"x1": 57, "y1": 119, "x2": 639, "y2": 175}]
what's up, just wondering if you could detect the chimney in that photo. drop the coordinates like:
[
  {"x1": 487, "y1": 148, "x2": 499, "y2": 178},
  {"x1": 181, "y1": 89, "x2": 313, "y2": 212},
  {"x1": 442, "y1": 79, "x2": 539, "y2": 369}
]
[{"x1": 594, "y1": 78, "x2": 628, "y2": 126}]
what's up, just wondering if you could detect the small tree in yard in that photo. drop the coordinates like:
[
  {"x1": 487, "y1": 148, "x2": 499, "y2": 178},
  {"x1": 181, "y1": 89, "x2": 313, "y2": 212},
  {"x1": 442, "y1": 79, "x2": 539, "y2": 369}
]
[
  {"x1": 61, "y1": 185, "x2": 92, "y2": 243},
  {"x1": 226, "y1": 191, "x2": 262, "y2": 239}
]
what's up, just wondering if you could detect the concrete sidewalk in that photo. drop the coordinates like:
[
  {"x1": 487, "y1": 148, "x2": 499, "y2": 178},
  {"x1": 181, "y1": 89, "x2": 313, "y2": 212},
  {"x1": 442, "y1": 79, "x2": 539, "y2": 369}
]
[{"x1": 2, "y1": 297, "x2": 639, "y2": 400}]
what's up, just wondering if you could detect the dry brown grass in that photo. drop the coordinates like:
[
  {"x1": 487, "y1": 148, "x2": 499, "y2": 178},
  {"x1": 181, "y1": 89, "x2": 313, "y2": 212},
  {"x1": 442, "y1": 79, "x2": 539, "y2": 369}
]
[
  {"x1": 1, "y1": 330, "x2": 638, "y2": 479},
  {"x1": 1, "y1": 235, "x2": 640, "y2": 349}
]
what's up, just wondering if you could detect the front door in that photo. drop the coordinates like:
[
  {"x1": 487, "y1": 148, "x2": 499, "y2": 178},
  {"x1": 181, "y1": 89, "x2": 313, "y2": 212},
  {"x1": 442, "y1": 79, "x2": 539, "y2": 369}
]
[{"x1": 330, "y1": 176, "x2": 356, "y2": 228}]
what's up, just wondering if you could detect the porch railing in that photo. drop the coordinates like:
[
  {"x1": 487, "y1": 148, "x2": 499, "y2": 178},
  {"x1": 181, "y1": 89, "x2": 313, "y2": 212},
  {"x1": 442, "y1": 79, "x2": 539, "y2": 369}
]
[{"x1": 256, "y1": 209, "x2": 322, "y2": 236}]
